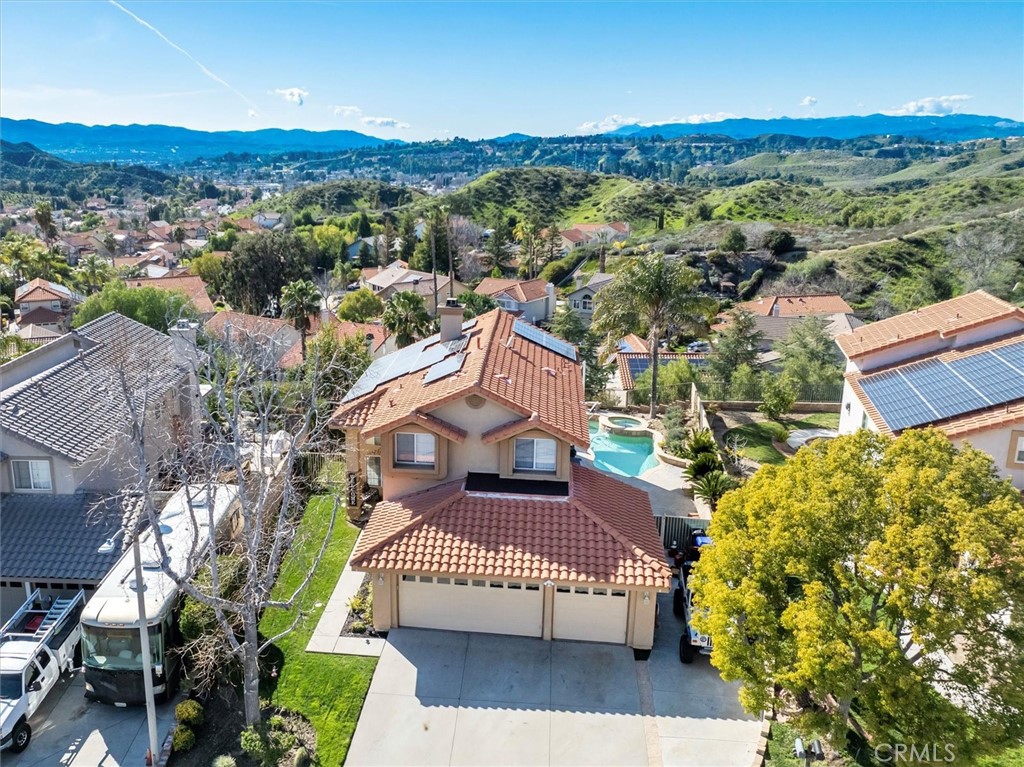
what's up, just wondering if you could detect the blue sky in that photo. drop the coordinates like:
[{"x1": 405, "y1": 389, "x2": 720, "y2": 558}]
[{"x1": 2, "y1": 1, "x2": 1021, "y2": 140}]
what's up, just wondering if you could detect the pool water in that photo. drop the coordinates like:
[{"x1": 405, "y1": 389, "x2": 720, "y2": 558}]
[
  {"x1": 608, "y1": 416, "x2": 643, "y2": 428},
  {"x1": 588, "y1": 423, "x2": 659, "y2": 477}
]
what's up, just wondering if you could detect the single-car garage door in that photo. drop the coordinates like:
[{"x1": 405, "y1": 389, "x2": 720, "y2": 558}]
[
  {"x1": 552, "y1": 585, "x2": 628, "y2": 644},
  {"x1": 399, "y1": 575, "x2": 543, "y2": 637}
]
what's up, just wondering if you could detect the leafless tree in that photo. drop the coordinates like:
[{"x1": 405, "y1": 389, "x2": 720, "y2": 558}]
[
  {"x1": 448, "y1": 215, "x2": 484, "y2": 282},
  {"x1": 458, "y1": 247, "x2": 489, "y2": 283},
  {"x1": 948, "y1": 225, "x2": 1020, "y2": 296},
  {"x1": 99, "y1": 316, "x2": 352, "y2": 727}
]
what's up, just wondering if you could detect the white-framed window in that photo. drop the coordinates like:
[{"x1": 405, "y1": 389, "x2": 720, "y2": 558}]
[
  {"x1": 365, "y1": 456, "x2": 382, "y2": 487},
  {"x1": 50, "y1": 300, "x2": 61, "y2": 311},
  {"x1": 11, "y1": 460, "x2": 52, "y2": 492},
  {"x1": 394, "y1": 432, "x2": 436, "y2": 469},
  {"x1": 498, "y1": 299, "x2": 517, "y2": 311},
  {"x1": 514, "y1": 437, "x2": 557, "y2": 473},
  {"x1": 572, "y1": 299, "x2": 580, "y2": 310},
  {"x1": 1015, "y1": 436, "x2": 1024, "y2": 464},
  {"x1": 581, "y1": 294, "x2": 593, "y2": 311}
]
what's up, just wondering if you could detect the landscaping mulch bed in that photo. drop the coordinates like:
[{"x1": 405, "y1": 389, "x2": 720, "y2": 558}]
[
  {"x1": 169, "y1": 686, "x2": 316, "y2": 767},
  {"x1": 340, "y1": 573, "x2": 379, "y2": 638}
]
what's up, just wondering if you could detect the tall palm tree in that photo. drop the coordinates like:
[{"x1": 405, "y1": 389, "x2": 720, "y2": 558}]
[
  {"x1": 382, "y1": 290, "x2": 433, "y2": 349},
  {"x1": 593, "y1": 252, "x2": 717, "y2": 418},
  {"x1": 75, "y1": 253, "x2": 113, "y2": 294},
  {"x1": 281, "y1": 279, "x2": 322, "y2": 362}
]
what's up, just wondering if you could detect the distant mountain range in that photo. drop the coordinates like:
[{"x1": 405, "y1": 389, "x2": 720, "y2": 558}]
[
  {"x1": 0, "y1": 118, "x2": 400, "y2": 164},
  {"x1": 608, "y1": 114, "x2": 1022, "y2": 142}
]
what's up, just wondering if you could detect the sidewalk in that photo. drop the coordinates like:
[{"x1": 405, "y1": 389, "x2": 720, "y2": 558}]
[{"x1": 305, "y1": 529, "x2": 385, "y2": 657}]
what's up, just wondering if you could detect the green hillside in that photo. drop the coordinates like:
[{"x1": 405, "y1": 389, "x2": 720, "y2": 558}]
[{"x1": 245, "y1": 179, "x2": 426, "y2": 217}]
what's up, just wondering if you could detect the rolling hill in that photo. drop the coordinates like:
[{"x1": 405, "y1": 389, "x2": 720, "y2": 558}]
[{"x1": 0, "y1": 140, "x2": 175, "y2": 198}]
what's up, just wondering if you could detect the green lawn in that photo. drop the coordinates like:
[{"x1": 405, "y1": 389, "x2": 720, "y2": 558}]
[
  {"x1": 723, "y1": 412, "x2": 840, "y2": 466},
  {"x1": 260, "y1": 495, "x2": 375, "y2": 766}
]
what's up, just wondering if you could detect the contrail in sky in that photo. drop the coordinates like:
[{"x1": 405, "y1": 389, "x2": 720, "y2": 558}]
[{"x1": 108, "y1": 0, "x2": 260, "y2": 115}]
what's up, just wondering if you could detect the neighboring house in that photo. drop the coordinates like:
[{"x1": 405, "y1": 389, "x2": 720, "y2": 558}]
[
  {"x1": 558, "y1": 222, "x2": 630, "y2": 253},
  {"x1": 330, "y1": 305, "x2": 670, "y2": 648},
  {"x1": 254, "y1": 211, "x2": 283, "y2": 229},
  {"x1": 125, "y1": 275, "x2": 216, "y2": 318},
  {"x1": 564, "y1": 272, "x2": 615, "y2": 324},
  {"x1": 836, "y1": 290, "x2": 1024, "y2": 490},
  {"x1": 608, "y1": 351, "x2": 707, "y2": 405},
  {"x1": 363, "y1": 261, "x2": 466, "y2": 316},
  {"x1": 0, "y1": 313, "x2": 199, "y2": 612},
  {"x1": 346, "y1": 234, "x2": 402, "y2": 263},
  {"x1": 735, "y1": 293, "x2": 854, "y2": 319},
  {"x1": 713, "y1": 311, "x2": 864, "y2": 368},
  {"x1": 14, "y1": 278, "x2": 84, "y2": 333},
  {"x1": 56, "y1": 233, "x2": 99, "y2": 262},
  {"x1": 474, "y1": 277, "x2": 556, "y2": 324},
  {"x1": 14, "y1": 324, "x2": 62, "y2": 346}
]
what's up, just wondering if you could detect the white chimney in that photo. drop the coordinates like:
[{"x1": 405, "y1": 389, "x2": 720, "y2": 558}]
[
  {"x1": 439, "y1": 297, "x2": 463, "y2": 343},
  {"x1": 575, "y1": 273, "x2": 584, "y2": 290},
  {"x1": 545, "y1": 282, "x2": 556, "y2": 319}
]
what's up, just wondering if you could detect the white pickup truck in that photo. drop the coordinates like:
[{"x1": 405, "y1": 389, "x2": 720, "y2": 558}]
[{"x1": 0, "y1": 590, "x2": 85, "y2": 754}]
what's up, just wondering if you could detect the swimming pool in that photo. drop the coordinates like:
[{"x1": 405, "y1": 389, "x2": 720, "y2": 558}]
[{"x1": 588, "y1": 422, "x2": 660, "y2": 477}]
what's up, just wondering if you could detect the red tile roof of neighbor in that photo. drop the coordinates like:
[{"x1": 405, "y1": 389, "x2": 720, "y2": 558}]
[
  {"x1": 836, "y1": 291, "x2": 1024, "y2": 359},
  {"x1": 474, "y1": 277, "x2": 550, "y2": 303},
  {"x1": 738, "y1": 294, "x2": 853, "y2": 319},
  {"x1": 351, "y1": 465, "x2": 671, "y2": 589},
  {"x1": 274, "y1": 315, "x2": 388, "y2": 370},
  {"x1": 15, "y1": 278, "x2": 66, "y2": 304},
  {"x1": 330, "y1": 309, "x2": 590, "y2": 448},
  {"x1": 125, "y1": 275, "x2": 216, "y2": 314},
  {"x1": 846, "y1": 332, "x2": 1024, "y2": 437}
]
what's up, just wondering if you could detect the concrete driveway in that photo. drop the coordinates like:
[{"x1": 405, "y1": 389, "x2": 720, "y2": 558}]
[
  {"x1": 3, "y1": 672, "x2": 177, "y2": 767},
  {"x1": 347, "y1": 596, "x2": 761, "y2": 767}
]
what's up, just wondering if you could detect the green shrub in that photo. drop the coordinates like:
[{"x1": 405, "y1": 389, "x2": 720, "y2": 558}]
[
  {"x1": 212, "y1": 757, "x2": 237, "y2": 767},
  {"x1": 241, "y1": 725, "x2": 297, "y2": 767},
  {"x1": 684, "y1": 452, "x2": 723, "y2": 483},
  {"x1": 175, "y1": 699, "x2": 205, "y2": 728},
  {"x1": 759, "y1": 375, "x2": 797, "y2": 421},
  {"x1": 171, "y1": 725, "x2": 196, "y2": 753},
  {"x1": 683, "y1": 429, "x2": 717, "y2": 461},
  {"x1": 766, "y1": 422, "x2": 790, "y2": 443},
  {"x1": 693, "y1": 471, "x2": 737, "y2": 512},
  {"x1": 351, "y1": 620, "x2": 366, "y2": 634}
]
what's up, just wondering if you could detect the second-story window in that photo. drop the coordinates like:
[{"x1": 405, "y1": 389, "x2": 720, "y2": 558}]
[
  {"x1": 514, "y1": 437, "x2": 557, "y2": 473},
  {"x1": 394, "y1": 432, "x2": 436, "y2": 469},
  {"x1": 581, "y1": 294, "x2": 593, "y2": 311},
  {"x1": 11, "y1": 459, "x2": 52, "y2": 492}
]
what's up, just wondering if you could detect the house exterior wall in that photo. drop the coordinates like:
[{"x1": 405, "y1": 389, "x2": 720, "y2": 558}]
[
  {"x1": 954, "y1": 425, "x2": 1024, "y2": 490},
  {"x1": 0, "y1": 434, "x2": 76, "y2": 494},
  {"x1": 838, "y1": 382, "x2": 881, "y2": 435}
]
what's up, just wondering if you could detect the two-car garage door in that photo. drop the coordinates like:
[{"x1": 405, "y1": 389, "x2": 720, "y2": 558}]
[
  {"x1": 399, "y1": 575, "x2": 544, "y2": 637},
  {"x1": 398, "y1": 575, "x2": 629, "y2": 644}
]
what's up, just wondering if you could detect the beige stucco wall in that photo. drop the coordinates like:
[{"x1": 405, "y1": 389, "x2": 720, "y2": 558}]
[
  {"x1": 0, "y1": 434, "x2": 76, "y2": 494},
  {"x1": 955, "y1": 426, "x2": 1024, "y2": 490}
]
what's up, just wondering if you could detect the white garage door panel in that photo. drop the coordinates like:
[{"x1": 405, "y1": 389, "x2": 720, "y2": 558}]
[
  {"x1": 399, "y1": 577, "x2": 543, "y2": 637},
  {"x1": 553, "y1": 587, "x2": 628, "y2": 644}
]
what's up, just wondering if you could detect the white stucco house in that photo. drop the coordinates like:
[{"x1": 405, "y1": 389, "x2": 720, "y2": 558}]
[
  {"x1": 836, "y1": 290, "x2": 1024, "y2": 489},
  {"x1": 473, "y1": 277, "x2": 556, "y2": 324}
]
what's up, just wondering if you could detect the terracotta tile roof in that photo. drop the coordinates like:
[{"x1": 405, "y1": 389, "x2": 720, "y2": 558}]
[
  {"x1": 126, "y1": 275, "x2": 215, "y2": 314},
  {"x1": 331, "y1": 309, "x2": 590, "y2": 447},
  {"x1": 474, "y1": 277, "x2": 550, "y2": 303},
  {"x1": 847, "y1": 331, "x2": 1024, "y2": 436},
  {"x1": 17, "y1": 307, "x2": 64, "y2": 326},
  {"x1": 617, "y1": 334, "x2": 649, "y2": 354},
  {"x1": 616, "y1": 352, "x2": 705, "y2": 391},
  {"x1": 351, "y1": 465, "x2": 671, "y2": 589},
  {"x1": 480, "y1": 413, "x2": 543, "y2": 445},
  {"x1": 738, "y1": 294, "x2": 853, "y2": 318},
  {"x1": 334, "y1": 390, "x2": 384, "y2": 428},
  {"x1": 15, "y1": 278, "x2": 70, "y2": 304},
  {"x1": 561, "y1": 229, "x2": 587, "y2": 243},
  {"x1": 836, "y1": 291, "x2": 1024, "y2": 359}
]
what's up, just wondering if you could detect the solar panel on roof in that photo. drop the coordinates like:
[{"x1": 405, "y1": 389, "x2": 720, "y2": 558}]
[
  {"x1": 860, "y1": 340, "x2": 1024, "y2": 431},
  {"x1": 423, "y1": 353, "x2": 466, "y2": 384},
  {"x1": 512, "y1": 319, "x2": 577, "y2": 361}
]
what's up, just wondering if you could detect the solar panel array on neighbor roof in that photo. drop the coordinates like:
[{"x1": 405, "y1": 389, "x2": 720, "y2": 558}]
[
  {"x1": 512, "y1": 318, "x2": 576, "y2": 361},
  {"x1": 342, "y1": 320, "x2": 476, "y2": 402},
  {"x1": 860, "y1": 340, "x2": 1024, "y2": 431}
]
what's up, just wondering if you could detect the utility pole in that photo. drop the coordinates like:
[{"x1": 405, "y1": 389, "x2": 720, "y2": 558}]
[
  {"x1": 430, "y1": 217, "x2": 439, "y2": 316},
  {"x1": 132, "y1": 532, "x2": 160, "y2": 766}
]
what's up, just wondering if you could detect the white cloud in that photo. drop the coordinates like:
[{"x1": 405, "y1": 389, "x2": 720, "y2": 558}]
[
  {"x1": 332, "y1": 104, "x2": 362, "y2": 117},
  {"x1": 577, "y1": 114, "x2": 640, "y2": 133},
  {"x1": 800, "y1": 96, "x2": 818, "y2": 107},
  {"x1": 361, "y1": 115, "x2": 410, "y2": 129},
  {"x1": 661, "y1": 112, "x2": 738, "y2": 125},
  {"x1": 247, "y1": 109, "x2": 259, "y2": 118},
  {"x1": 886, "y1": 94, "x2": 972, "y2": 116},
  {"x1": 272, "y1": 87, "x2": 308, "y2": 106}
]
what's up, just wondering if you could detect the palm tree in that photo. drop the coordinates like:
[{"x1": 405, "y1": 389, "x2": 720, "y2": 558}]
[
  {"x1": 593, "y1": 252, "x2": 717, "y2": 419},
  {"x1": 75, "y1": 253, "x2": 113, "y2": 294},
  {"x1": 280, "y1": 279, "x2": 322, "y2": 362},
  {"x1": 382, "y1": 290, "x2": 433, "y2": 349}
]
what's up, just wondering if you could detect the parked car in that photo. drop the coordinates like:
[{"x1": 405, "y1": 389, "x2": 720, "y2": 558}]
[{"x1": 672, "y1": 530, "x2": 713, "y2": 663}]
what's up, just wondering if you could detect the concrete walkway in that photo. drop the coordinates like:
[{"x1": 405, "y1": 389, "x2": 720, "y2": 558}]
[{"x1": 306, "y1": 531, "x2": 385, "y2": 658}]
